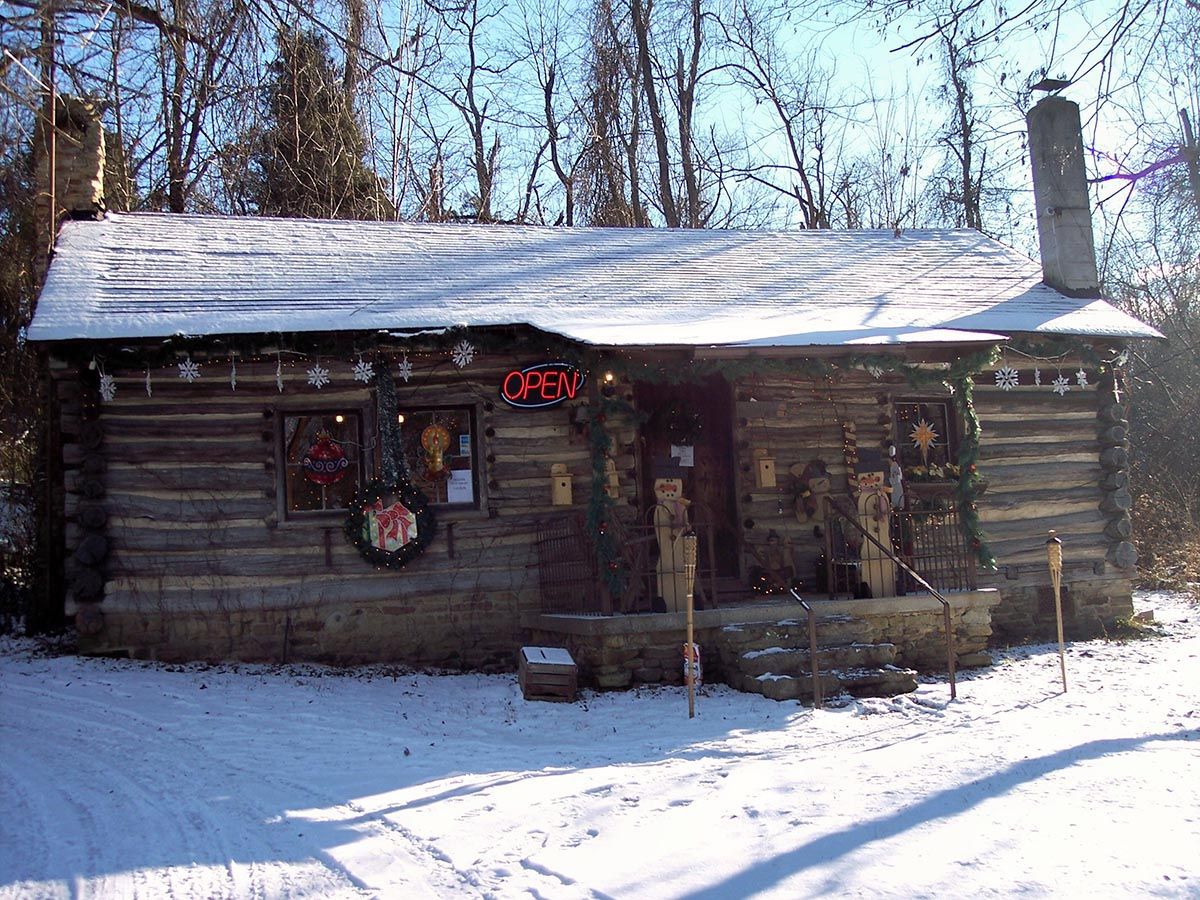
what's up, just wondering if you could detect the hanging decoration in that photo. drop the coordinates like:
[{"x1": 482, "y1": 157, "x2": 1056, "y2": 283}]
[
  {"x1": 144, "y1": 368, "x2": 153, "y2": 398},
  {"x1": 1052, "y1": 374, "x2": 1071, "y2": 396},
  {"x1": 994, "y1": 366, "x2": 1019, "y2": 391},
  {"x1": 178, "y1": 357, "x2": 200, "y2": 382},
  {"x1": 302, "y1": 431, "x2": 350, "y2": 485},
  {"x1": 345, "y1": 364, "x2": 435, "y2": 569},
  {"x1": 661, "y1": 405, "x2": 705, "y2": 445},
  {"x1": 98, "y1": 370, "x2": 116, "y2": 402},
  {"x1": 451, "y1": 340, "x2": 476, "y2": 368},
  {"x1": 910, "y1": 419, "x2": 939, "y2": 464},
  {"x1": 397, "y1": 354, "x2": 414, "y2": 382},
  {"x1": 307, "y1": 361, "x2": 331, "y2": 389},
  {"x1": 275, "y1": 355, "x2": 285, "y2": 392},
  {"x1": 1075, "y1": 368, "x2": 1089, "y2": 387},
  {"x1": 352, "y1": 356, "x2": 374, "y2": 384},
  {"x1": 230, "y1": 357, "x2": 238, "y2": 391}
]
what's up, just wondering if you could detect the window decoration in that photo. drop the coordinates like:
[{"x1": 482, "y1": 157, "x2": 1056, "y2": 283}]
[
  {"x1": 352, "y1": 356, "x2": 374, "y2": 383},
  {"x1": 399, "y1": 407, "x2": 478, "y2": 506},
  {"x1": 346, "y1": 365, "x2": 436, "y2": 569},
  {"x1": 307, "y1": 362, "x2": 331, "y2": 389},
  {"x1": 895, "y1": 399, "x2": 958, "y2": 482},
  {"x1": 283, "y1": 412, "x2": 362, "y2": 515},
  {"x1": 178, "y1": 357, "x2": 200, "y2": 382},
  {"x1": 451, "y1": 340, "x2": 476, "y2": 368}
]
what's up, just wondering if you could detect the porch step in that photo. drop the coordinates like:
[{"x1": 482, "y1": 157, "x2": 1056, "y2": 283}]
[
  {"x1": 714, "y1": 616, "x2": 918, "y2": 702},
  {"x1": 734, "y1": 665, "x2": 918, "y2": 702}
]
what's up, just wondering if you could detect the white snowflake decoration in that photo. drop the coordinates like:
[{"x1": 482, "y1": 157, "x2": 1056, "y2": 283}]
[
  {"x1": 1034, "y1": 367, "x2": 1042, "y2": 386},
  {"x1": 397, "y1": 355, "x2": 413, "y2": 382},
  {"x1": 1075, "y1": 368, "x2": 1089, "y2": 387},
  {"x1": 352, "y1": 358, "x2": 375, "y2": 383},
  {"x1": 99, "y1": 373, "x2": 116, "y2": 402},
  {"x1": 866, "y1": 365, "x2": 884, "y2": 380},
  {"x1": 276, "y1": 357, "x2": 284, "y2": 393},
  {"x1": 144, "y1": 369, "x2": 153, "y2": 397},
  {"x1": 994, "y1": 366, "x2": 1020, "y2": 391},
  {"x1": 451, "y1": 340, "x2": 476, "y2": 369},
  {"x1": 307, "y1": 363, "x2": 331, "y2": 389},
  {"x1": 1052, "y1": 374, "x2": 1071, "y2": 396},
  {"x1": 178, "y1": 358, "x2": 201, "y2": 382}
]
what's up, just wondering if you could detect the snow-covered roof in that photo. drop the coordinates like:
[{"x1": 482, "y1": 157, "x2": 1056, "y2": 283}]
[{"x1": 28, "y1": 212, "x2": 1162, "y2": 345}]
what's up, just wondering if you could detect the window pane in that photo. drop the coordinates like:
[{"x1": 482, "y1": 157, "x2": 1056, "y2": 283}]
[
  {"x1": 395, "y1": 406, "x2": 477, "y2": 506},
  {"x1": 283, "y1": 412, "x2": 362, "y2": 513}
]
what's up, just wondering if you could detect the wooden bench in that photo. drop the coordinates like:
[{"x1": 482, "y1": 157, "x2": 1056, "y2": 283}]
[{"x1": 519, "y1": 646, "x2": 578, "y2": 702}]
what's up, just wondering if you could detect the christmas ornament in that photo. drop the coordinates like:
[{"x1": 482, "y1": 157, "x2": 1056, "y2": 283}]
[
  {"x1": 866, "y1": 365, "x2": 884, "y2": 379},
  {"x1": 397, "y1": 355, "x2": 413, "y2": 383},
  {"x1": 1052, "y1": 374, "x2": 1071, "y2": 396},
  {"x1": 1075, "y1": 368, "x2": 1088, "y2": 387},
  {"x1": 178, "y1": 358, "x2": 201, "y2": 382},
  {"x1": 302, "y1": 431, "x2": 350, "y2": 485},
  {"x1": 99, "y1": 372, "x2": 116, "y2": 402},
  {"x1": 451, "y1": 340, "x2": 476, "y2": 368},
  {"x1": 307, "y1": 363, "x2": 331, "y2": 389},
  {"x1": 145, "y1": 368, "x2": 153, "y2": 397},
  {"x1": 352, "y1": 357, "x2": 375, "y2": 384},
  {"x1": 994, "y1": 366, "x2": 1019, "y2": 391},
  {"x1": 230, "y1": 358, "x2": 238, "y2": 391},
  {"x1": 1034, "y1": 367, "x2": 1042, "y2": 386},
  {"x1": 276, "y1": 356, "x2": 284, "y2": 392}
]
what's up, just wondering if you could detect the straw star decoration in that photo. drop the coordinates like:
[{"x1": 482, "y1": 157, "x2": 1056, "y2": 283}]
[{"x1": 910, "y1": 419, "x2": 940, "y2": 459}]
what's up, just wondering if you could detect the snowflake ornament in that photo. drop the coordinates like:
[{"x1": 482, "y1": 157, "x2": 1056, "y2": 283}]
[
  {"x1": 1052, "y1": 375, "x2": 1071, "y2": 396},
  {"x1": 99, "y1": 373, "x2": 116, "y2": 402},
  {"x1": 178, "y1": 358, "x2": 201, "y2": 382},
  {"x1": 352, "y1": 357, "x2": 375, "y2": 383},
  {"x1": 397, "y1": 355, "x2": 413, "y2": 382},
  {"x1": 1075, "y1": 368, "x2": 1089, "y2": 387},
  {"x1": 451, "y1": 340, "x2": 476, "y2": 369},
  {"x1": 307, "y1": 363, "x2": 331, "y2": 389},
  {"x1": 994, "y1": 366, "x2": 1020, "y2": 391},
  {"x1": 1034, "y1": 367, "x2": 1042, "y2": 386},
  {"x1": 866, "y1": 365, "x2": 884, "y2": 380}
]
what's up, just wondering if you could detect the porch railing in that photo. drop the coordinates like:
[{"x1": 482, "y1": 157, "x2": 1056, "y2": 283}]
[
  {"x1": 823, "y1": 495, "x2": 958, "y2": 698},
  {"x1": 534, "y1": 512, "x2": 721, "y2": 616}
]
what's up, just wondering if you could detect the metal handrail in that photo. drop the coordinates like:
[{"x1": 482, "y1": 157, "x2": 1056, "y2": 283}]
[
  {"x1": 789, "y1": 587, "x2": 822, "y2": 709},
  {"x1": 824, "y1": 496, "x2": 957, "y2": 700}
]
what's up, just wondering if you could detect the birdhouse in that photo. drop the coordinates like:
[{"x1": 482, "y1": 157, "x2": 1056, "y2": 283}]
[
  {"x1": 753, "y1": 448, "x2": 777, "y2": 488},
  {"x1": 550, "y1": 463, "x2": 573, "y2": 506},
  {"x1": 604, "y1": 456, "x2": 620, "y2": 499}
]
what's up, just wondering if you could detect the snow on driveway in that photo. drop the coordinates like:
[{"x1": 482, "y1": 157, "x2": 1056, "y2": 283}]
[{"x1": 1, "y1": 591, "x2": 1196, "y2": 899}]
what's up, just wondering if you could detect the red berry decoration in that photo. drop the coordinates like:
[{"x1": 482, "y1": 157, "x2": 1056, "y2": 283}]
[{"x1": 303, "y1": 431, "x2": 349, "y2": 485}]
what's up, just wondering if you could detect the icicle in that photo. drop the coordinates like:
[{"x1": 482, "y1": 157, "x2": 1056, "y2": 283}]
[
  {"x1": 230, "y1": 357, "x2": 238, "y2": 391},
  {"x1": 145, "y1": 368, "x2": 153, "y2": 397},
  {"x1": 276, "y1": 354, "x2": 284, "y2": 393}
]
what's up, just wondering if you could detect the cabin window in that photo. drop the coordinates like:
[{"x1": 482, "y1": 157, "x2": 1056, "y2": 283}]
[
  {"x1": 394, "y1": 405, "x2": 480, "y2": 508},
  {"x1": 894, "y1": 398, "x2": 960, "y2": 481},
  {"x1": 281, "y1": 411, "x2": 365, "y2": 516}
]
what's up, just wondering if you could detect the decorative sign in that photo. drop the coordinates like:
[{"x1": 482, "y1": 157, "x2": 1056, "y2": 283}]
[
  {"x1": 345, "y1": 478, "x2": 436, "y2": 570},
  {"x1": 500, "y1": 363, "x2": 587, "y2": 409}
]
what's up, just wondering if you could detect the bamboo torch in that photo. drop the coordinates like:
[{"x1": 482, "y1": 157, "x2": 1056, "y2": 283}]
[
  {"x1": 1046, "y1": 530, "x2": 1067, "y2": 692},
  {"x1": 683, "y1": 532, "x2": 699, "y2": 719}
]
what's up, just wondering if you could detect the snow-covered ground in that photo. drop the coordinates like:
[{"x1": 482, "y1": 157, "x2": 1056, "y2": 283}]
[{"x1": 2, "y1": 592, "x2": 1196, "y2": 899}]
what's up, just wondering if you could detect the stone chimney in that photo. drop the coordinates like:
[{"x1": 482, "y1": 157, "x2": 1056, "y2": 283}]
[
  {"x1": 33, "y1": 96, "x2": 106, "y2": 278},
  {"x1": 1026, "y1": 96, "x2": 1100, "y2": 297}
]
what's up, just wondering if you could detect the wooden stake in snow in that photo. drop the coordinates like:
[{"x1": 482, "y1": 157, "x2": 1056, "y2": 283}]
[
  {"x1": 1046, "y1": 530, "x2": 1068, "y2": 692},
  {"x1": 683, "y1": 532, "x2": 698, "y2": 719}
]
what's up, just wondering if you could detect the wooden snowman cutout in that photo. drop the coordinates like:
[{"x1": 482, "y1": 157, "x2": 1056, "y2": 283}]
[
  {"x1": 855, "y1": 449, "x2": 896, "y2": 598},
  {"x1": 652, "y1": 466, "x2": 693, "y2": 613}
]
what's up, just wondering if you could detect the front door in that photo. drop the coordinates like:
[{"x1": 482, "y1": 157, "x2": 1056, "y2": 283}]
[{"x1": 635, "y1": 375, "x2": 739, "y2": 578}]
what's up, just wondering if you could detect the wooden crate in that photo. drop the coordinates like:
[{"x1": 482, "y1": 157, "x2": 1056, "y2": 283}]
[{"x1": 519, "y1": 646, "x2": 578, "y2": 702}]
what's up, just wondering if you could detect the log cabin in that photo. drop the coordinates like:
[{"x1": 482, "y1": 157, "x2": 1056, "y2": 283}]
[{"x1": 27, "y1": 96, "x2": 1162, "y2": 698}]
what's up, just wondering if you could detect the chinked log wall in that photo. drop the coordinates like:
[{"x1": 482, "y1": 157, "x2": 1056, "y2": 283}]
[
  {"x1": 973, "y1": 365, "x2": 1134, "y2": 639},
  {"x1": 53, "y1": 350, "x2": 638, "y2": 666}
]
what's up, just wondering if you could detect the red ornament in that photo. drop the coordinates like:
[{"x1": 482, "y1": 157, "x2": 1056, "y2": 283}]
[{"x1": 303, "y1": 431, "x2": 349, "y2": 485}]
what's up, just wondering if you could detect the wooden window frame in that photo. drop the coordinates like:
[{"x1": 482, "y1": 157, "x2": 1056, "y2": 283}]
[
  {"x1": 275, "y1": 405, "x2": 371, "y2": 523},
  {"x1": 893, "y1": 396, "x2": 962, "y2": 481},
  {"x1": 389, "y1": 403, "x2": 482, "y2": 511}
]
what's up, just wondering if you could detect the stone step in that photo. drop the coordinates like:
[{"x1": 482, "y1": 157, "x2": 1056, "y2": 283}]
[
  {"x1": 736, "y1": 642, "x2": 897, "y2": 678},
  {"x1": 718, "y1": 614, "x2": 868, "y2": 652},
  {"x1": 736, "y1": 665, "x2": 919, "y2": 702}
]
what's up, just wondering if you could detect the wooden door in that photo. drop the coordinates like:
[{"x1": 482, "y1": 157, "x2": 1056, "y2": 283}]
[{"x1": 635, "y1": 375, "x2": 739, "y2": 577}]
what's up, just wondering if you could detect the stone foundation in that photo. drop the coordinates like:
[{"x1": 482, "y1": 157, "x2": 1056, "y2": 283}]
[{"x1": 984, "y1": 568, "x2": 1134, "y2": 644}]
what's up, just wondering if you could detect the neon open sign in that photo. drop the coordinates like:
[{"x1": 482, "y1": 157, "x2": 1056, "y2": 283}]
[{"x1": 500, "y1": 362, "x2": 587, "y2": 409}]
